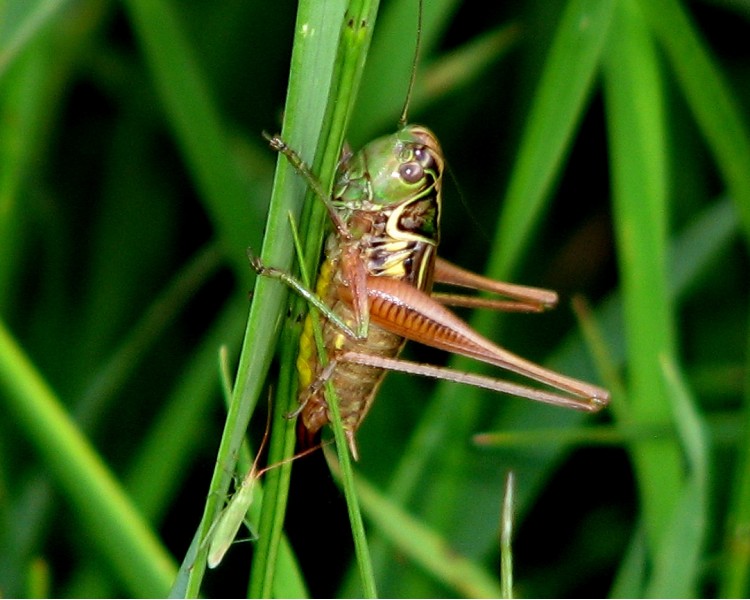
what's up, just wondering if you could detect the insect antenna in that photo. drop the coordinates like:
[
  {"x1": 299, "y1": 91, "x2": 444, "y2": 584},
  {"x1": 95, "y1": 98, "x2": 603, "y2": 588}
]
[{"x1": 398, "y1": 0, "x2": 424, "y2": 128}]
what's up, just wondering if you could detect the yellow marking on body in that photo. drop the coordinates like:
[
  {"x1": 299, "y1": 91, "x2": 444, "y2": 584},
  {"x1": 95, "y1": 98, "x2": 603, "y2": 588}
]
[
  {"x1": 415, "y1": 245, "x2": 434, "y2": 290},
  {"x1": 385, "y1": 199, "x2": 437, "y2": 244},
  {"x1": 380, "y1": 263, "x2": 407, "y2": 278},
  {"x1": 296, "y1": 255, "x2": 336, "y2": 390},
  {"x1": 367, "y1": 240, "x2": 412, "y2": 278},
  {"x1": 334, "y1": 331, "x2": 346, "y2": 351},
  {"x1": 296, "y1": 313, "x2": 315, "y2": 389}
]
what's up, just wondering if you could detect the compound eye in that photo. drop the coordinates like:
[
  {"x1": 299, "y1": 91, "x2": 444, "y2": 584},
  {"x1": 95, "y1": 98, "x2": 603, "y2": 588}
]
[{"x1": 399, "y1": 161, "x2": 424, "y2": 184}]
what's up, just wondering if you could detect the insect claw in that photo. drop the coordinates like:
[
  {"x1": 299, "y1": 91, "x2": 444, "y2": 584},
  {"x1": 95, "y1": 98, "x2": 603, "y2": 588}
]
[
  {"x1": 246, "y1": 249, "x2": 267, "y2": 275},
  {"x1": 263, "y1": 131, "x2": 287, "y2": 153},
  {"x1": 346, "y1": 430, "x2": 360, "y2": 461},
  {"x1": 591, "y1": 393, "x2": 611, "y2": 410},
  {"x1": 262, "y1": 130, "x2": 282, "y2": 147},
  {"x1": 284, "y1": 401, "x2": 306, "y2": 420}
]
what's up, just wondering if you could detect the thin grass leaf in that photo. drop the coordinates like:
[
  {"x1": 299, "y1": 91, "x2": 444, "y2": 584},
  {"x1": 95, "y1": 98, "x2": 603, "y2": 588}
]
[
  {"x1": 603, "y1": 0, "x2": 684, "y2": 556},
  {"x1": 327, "y1": 450, "x2": 503, "y2": 598},
  {"x1": 78, "y1": 243, "x2": 223, "y2": 427},
  {"x1": 610, "y1": 525, "x2": 649, "y2": 597},
  {"x1": 182, "y1": 0, "x2": 348, "y2": 591},
  {"x1": 646, "y1": 354, "x2": 709, "y2": 597},
  {"x1": 0, "y1": 0, "x2": 70, "y2": 81},
  {"x1": 253, "y1": 2, "x2": 384, "y2": 596},
  {"x1": 491, "y1": 0, "x2": 616, "y2": 281},
  {"x1": 122, "y1": 0, "x2": 258, "y2": 279},
  {"x1": 0, "y1": 32, "x2": 68, "y2": 311},
  {"x1": 285, "y1": 206, "x2": 378, "y2": 595},
  {"x1": 26, "y1": 557, "x2": 50, "y2": 599},
  {"x1": 720, "y1": 317, "x2": 750, "y2": 598},
  {"x1": 668, "y1": 199, "x2": 737, "y2": 299},
  {"x1": 244, "y1": 1, "x2": 350, "y2": 596},
  {"x1": 0, "y1": 319, "x2": 176, "y2": 597},
  {"x1": 500, "y1": 471, "x2": 514, "y2": 599},
  {"x1": 474, "y1": 422, "x2": 675, "y2": 448},
  {"x1": 637, "y1": 0, "x2": 750, "y2": 246}
]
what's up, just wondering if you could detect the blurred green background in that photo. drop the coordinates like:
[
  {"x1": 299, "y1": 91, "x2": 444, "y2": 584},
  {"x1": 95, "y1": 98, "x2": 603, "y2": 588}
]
[{"x1": 1, "y1": 0, "x2": 749, "y2": 597}]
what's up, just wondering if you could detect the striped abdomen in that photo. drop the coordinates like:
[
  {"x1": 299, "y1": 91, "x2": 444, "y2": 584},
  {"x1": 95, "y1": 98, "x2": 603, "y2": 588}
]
[{"x1": 296, "y1": 257, "x2": 405, "y2": 439}]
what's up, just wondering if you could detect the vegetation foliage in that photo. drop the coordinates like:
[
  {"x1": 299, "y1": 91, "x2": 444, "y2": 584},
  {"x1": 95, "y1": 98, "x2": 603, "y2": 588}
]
[{"x1": 0, "y1": 0, "x2": 749, "y2": 597}]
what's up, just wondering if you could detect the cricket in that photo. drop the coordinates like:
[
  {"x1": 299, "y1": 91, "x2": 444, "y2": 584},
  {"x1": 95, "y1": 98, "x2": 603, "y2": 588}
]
[
  {"x1": 253, "y1": 0, "x2": 610, "y2": 459},
  {"x1": 205, "y1": 407, "x2": 321, "y2": 569}
]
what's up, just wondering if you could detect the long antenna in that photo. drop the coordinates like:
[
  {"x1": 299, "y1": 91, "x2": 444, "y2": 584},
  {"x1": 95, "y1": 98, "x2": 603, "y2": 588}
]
[{"x1": 398, "y1": 0, "x2": 423, "y2": 128}]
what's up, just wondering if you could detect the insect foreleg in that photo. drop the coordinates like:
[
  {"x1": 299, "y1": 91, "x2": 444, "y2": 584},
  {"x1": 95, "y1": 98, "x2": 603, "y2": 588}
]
[
  {"x1": 263, "y1": 132, "x2": 350, "y2": 238},
  {"x1": 248, "y1": 251, "x2": 366, "y2": 342}
]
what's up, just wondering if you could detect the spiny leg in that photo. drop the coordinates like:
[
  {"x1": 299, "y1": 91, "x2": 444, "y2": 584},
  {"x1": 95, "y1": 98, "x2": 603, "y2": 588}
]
[
  {"x1": 262, "y1": 132, "x2": 350, "y2": 238},
  {"x1": 338, "y1": 351, "x2": 608, "y2": 412},
  {"x1": 247, "y1": 250, "x2": 365, "y2": 341}
]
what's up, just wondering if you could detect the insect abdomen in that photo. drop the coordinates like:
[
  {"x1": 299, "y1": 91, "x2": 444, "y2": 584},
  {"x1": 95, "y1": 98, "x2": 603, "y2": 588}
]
[{"x1": 296, "y1": 258, "x2": 405, "y2": 439}]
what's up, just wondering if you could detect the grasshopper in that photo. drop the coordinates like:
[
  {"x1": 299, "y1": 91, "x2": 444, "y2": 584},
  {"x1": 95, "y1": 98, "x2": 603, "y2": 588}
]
[{"x1": 254, "y1": 2, "x2": 609, "y2": 459}]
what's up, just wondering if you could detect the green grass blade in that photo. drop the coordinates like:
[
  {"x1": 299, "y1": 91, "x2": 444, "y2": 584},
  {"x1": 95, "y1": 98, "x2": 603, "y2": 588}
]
[
  {"x1": 184, "y1": 0, "x2": 349, "y2": 593},
  {"x1": 0, "y1": 1, "x2": 107, "y2": 343},
  {"x1": 328, "y1": 451, "x2": 503, "y2": 598},
  {"x1": 252, "y1": 1, "x2": 382, "y2": 596},
  {"x1": 0, "y1": 319, "x2": 176, "y2": 596},
  {"x1": 646, "y1": 355, "x2": 709, "y2": 597},
  {"x1": 603, "y1": 0, "x2": 684, "y2": 559},
  {"x1": 77, "y1": 244, "x2": 223, "y2": 427},
  {"x1": 0, "y1": 0, "x2": 69, "y2": 81},
  {"x1": 244, "y1": 1, "x2": 346, "y2": 596},
  {"x1": 610, "y1": 525, "x2": 648, "y2": 597},
  {"x1": 0, "y1": 53, "x2": 38, "y2": 311},
  {"x1": 637, "y1": 0, "x2": 750, "y2": 246},
  {"x1": 500, "y1": 472, "x2": 515, "y2": 599},
  {"x1": 491, "y1": 0, "x2": 616, "y2": 281},
  {"x1": 720, "y1": 319, "x2": 750, "y2": 598},
  {"x1": 122, "y1": 0, "x2": 258, "y2": 279}
]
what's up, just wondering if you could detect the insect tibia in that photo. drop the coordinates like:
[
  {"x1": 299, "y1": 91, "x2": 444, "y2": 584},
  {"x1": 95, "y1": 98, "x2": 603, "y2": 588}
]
[
  {"x1": 263, "y1": 132, "x2": 351, "y2": 236},
  {"x1": 263, "y1": 132, "x2": 330, "y2": 206},
  {"x1": 250, "y1": 253, "x2": 364, "y2": 341},
  {"x1": 284, "y1": 399, "x2": 307, "y2": 420}
]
